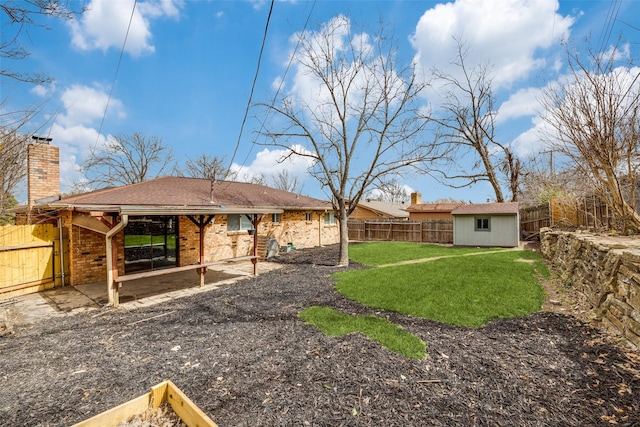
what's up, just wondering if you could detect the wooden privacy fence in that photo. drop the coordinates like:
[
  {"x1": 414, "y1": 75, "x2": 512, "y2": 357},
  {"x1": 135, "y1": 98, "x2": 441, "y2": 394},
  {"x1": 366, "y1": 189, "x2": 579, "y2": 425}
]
[
  {"x1": 0, "y1": 224, "x2": 69, "y2": 298},
  {"x1": 520, "y1": 196, "x2": 623, "y2": 239},
  {"x1": 348, "y1": 220, "x2": 453, "y2": 244}
]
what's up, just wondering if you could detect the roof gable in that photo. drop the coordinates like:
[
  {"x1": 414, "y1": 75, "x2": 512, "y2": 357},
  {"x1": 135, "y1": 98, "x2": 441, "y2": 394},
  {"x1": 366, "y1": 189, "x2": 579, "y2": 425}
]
[
  {"x1": 356, "y1": 200, "x2": 410, "y2": 218},
  {"x1": 451, "y1": 202, "x2": 519, "y2": 215},
  {"x1": 405, "y1": 202, "x2": 466, "y2": 213}
]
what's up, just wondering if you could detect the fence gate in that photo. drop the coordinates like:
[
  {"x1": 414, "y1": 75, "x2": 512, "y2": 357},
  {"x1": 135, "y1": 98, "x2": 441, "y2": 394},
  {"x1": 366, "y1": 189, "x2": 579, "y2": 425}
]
[{"x1": 0, "y1": 224, "x2": 68, "y2": 298}]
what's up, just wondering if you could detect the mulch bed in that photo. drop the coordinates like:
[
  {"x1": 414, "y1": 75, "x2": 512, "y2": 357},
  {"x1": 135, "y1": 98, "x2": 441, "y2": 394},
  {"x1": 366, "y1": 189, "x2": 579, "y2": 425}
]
[{"x1": 1, "y1": 244, "x2": 639, "y2": 426}]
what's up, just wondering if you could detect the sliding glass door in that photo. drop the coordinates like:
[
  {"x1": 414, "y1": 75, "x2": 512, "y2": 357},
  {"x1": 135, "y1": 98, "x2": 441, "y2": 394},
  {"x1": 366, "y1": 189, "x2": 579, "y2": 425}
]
[{"x1": 124, "y1": 216, "x2": 178, "y2": 273}]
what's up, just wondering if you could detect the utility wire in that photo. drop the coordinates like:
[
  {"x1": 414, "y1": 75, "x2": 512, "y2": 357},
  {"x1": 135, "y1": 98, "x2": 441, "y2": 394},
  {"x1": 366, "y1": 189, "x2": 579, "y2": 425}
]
[
  {"x1": 229, "y1": 0, "x2": 316, "y2": 185},
  {"x1": 598, "y1": 0, "x2": 622, "y2": 54},
  {"x1": 224, "y1": 0, "x2": 275, "y2": 179},
  {"x1": 96, "y1": 0, "x2": 138, "y2": 144}
]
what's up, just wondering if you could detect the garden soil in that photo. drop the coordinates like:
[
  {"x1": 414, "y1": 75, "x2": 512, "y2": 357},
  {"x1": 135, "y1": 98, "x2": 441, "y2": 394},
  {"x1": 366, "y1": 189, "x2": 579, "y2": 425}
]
[{"x1": 1, "y1": 244, "x2": 639, "y2": 426}]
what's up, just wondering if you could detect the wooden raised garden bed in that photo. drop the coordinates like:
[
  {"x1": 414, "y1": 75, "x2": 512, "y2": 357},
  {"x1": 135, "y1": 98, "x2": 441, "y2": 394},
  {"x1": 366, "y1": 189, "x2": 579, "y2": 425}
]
[{"x1": 72, "y1": 380, "x2": 217, "y2": 427}]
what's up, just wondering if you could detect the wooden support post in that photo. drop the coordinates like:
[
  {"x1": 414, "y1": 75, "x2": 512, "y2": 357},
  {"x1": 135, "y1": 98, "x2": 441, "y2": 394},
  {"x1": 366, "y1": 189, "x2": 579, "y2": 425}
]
[
  {"x1": 248, "y1": 213, "x2": 265, "y2": 276},
  {"x1": 187, "y1": 214, "x2": 215, "y2": 286},
  {"x1": 197, "y1": 267, "x2": 207, "y2": 287}
]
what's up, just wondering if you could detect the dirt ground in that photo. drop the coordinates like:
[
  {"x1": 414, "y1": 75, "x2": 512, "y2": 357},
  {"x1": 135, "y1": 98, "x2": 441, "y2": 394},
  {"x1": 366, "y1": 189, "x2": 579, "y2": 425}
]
[{"x1": 1, "y1": 244, "x2": 639, "y2": 426}]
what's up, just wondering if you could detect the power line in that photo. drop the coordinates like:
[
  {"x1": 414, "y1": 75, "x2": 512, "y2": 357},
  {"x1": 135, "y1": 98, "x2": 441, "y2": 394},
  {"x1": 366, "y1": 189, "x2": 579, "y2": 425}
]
[
  {"x1": 96, "y1": 0, "x2": 138, "y2": 144},
  {"x1": 229, "y1": 0, "x2": 317, "y2": 184},
  {"x1": 598, "y1": 0, "x2": 622, "y2": 54},
  {"x1": 224, "y1": 0, "x2": 275, "y2": 179}
]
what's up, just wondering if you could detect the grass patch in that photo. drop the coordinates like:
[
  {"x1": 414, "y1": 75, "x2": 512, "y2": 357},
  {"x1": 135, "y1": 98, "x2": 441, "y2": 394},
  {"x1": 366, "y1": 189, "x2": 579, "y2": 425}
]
[
  {"x1": 335, "y1": 249, "x2": 546, "y2": 328},
  {"x1": 348, "y1": 241, "x2": 501, "y2": 266},
  {"x1": 124, "y1": 234, "x2": 176, "y2": 250},
  {"x1": 299, "y1": 306, "x2": 426, "y2": 359}
]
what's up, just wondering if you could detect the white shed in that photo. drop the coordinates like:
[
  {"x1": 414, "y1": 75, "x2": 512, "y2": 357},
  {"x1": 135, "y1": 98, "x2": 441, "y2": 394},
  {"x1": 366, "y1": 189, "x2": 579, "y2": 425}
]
[{"x1": 451, "y1": 202, "x2": 520, "y2": 247}]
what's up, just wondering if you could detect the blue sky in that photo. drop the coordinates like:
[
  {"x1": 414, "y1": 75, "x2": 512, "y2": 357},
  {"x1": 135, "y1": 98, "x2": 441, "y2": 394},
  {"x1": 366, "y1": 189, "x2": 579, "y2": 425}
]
[{"x1": 3, "y1": 0, "x2": 639, "y2": 204}]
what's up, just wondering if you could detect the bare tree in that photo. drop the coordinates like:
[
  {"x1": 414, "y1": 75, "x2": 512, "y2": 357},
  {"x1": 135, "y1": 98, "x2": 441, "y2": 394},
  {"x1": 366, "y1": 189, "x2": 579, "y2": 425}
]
[
  {"x1": 540, "y1": 44, "x2": 640, "y2": 231},
  {"x1": 0, "y1": 129, "x2": 30, "y2": 222},
  {"x1": 2, "y1": 0, "x2": 83, "y2": 84},
  {"x1": 259, "y1": 17, "x2": 439, "y2": 266},
  {"x1": 270, "y1": 170, "x2": 302, "y2": 193},
  {"x1": 365, "y1": 179, "x2": 410, "y2": 203},
  {"x1": 80, "y1": 133, "x2": 175, "y2": 188},
  {"x1": 431, "y1": 40, "x2": 520, "y2": 202},
  {"x1": 176, "y1": 154, "x2": 229, "y2": 181}
]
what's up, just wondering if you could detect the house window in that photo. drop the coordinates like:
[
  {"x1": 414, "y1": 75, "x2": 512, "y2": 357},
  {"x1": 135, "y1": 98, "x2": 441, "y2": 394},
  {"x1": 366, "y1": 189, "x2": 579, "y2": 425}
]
[
  {"x1": 227, "y1": 214, "x2": 254, "y2": 231},
  {"x1": 272, "y1": 213, "x2": 281, "y2": 223},
  {"x1": 475, "y1": 217, "x2": 490, "y2": 231},
  {"x1": 324, "y1": 212, "x2": 336, "y2": 225},
  {"x1": 305, "y1": 212, "x2": 312, "y2": 222}
]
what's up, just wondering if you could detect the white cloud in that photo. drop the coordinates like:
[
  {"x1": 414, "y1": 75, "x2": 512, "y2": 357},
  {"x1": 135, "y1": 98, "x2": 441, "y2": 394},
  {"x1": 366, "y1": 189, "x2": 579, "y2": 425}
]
[
  {"x1": 30, "y1": 84, "x2": 55, "y2": 98},
  {"x1": 410, "y1": 0, "x2": 574, "y2": 89},
  {"x1": 69, "y1": 0, "x2": 183, "y2": 57},
  {"x1": 496, "y1": 86, "x2": 545, "y2": 124},
  {"x1": 44, "y1": 84, "x2": 123, "y2": 192},
  {"x1": 230, "y1": 144, "x2": 315, "y2": 185},
  {"x1": 49, "y1": 122, "x2": 110, "y2": 192},
  {"x1": 57, "y1": 84, "x2": 125, "y2": 127}
]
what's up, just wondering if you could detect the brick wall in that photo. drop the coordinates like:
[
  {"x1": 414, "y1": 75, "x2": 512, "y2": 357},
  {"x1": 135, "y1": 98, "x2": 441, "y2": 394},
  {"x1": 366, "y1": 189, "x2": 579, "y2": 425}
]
[
  {"x1": 63, "y1": 211, "x2": 124, "y2": 286},
  {"x1": 541, "y1": 228, "x2": 640, "y2": 348},
  {"x1": 27, "y1": 143, "x2": 59, "y2": 209},
  {"x1": 178, "y1": 211, "x2": 339, "y2": 264}
]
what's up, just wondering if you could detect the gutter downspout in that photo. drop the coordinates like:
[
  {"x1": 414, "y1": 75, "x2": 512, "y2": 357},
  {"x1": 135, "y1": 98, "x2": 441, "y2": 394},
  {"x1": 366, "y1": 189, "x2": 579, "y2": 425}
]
[
  {"x1": 57, "y1": 217, "x2": 66, "y2": 287},
  {"x1": 106, "y1": 214, "x2": 128, "y2": 306}
]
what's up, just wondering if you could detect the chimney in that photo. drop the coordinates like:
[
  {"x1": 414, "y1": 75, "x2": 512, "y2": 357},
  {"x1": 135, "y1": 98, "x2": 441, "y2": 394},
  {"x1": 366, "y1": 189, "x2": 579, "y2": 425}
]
[
  {"x1": 410, "y1": 192, "x2": 422, "y2": 205},
  {"x1": 27, "y1": 141, "x2": 60, "y2": 209}
]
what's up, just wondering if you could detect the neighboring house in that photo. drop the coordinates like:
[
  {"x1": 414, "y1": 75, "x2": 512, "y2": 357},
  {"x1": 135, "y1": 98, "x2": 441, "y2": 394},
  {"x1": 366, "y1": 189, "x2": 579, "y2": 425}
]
[
  {"x1": 349, "y1": 199, "x2": 410, "y2": 221},
  {"x1": 404, "y1": 192, "x2": 466, "y2": 221},
  {"x1": 19, "y1": 143, "x2": 339, "y2": 295},
  {"x1": 451, "y1": 202, "x2": 520, "y2": 247},
  {"x1": 405, "y1": 203, "x2": 467, "y2": 221}
]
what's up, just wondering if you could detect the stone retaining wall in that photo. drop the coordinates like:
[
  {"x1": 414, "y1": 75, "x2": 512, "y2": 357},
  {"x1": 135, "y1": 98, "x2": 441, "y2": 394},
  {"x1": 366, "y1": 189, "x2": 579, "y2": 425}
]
[{"x1": 540, "y1": 228, "x2": 640, "y2": 348}]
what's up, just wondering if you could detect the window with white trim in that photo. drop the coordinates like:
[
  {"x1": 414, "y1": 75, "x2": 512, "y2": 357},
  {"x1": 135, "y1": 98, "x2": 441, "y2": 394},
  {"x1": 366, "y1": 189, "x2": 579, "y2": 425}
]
[
  {"x1": 305, "y1": 212, "x2": 312, "y2": 222},
  {"x1": 227, "y1": 214, "x2": 254, "y2": 231},
  {"x1": 475, "y1": 217, "x2": 490, "y2": 231},
  {"x1": 324, "y1": 212, "x2": 336, "y2": 225},
  {"x1": 272, "y1": 213, "x2": 281, "y2": 223}
]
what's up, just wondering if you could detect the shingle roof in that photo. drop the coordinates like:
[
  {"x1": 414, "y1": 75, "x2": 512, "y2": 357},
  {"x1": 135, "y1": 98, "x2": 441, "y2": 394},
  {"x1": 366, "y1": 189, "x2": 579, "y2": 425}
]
[
  {"x1": 52, "y1": 176, "x2": 331, "y2": 211},
  {"x1": 405, "y1": 202, "x2": 466, "y2": 213},
  {"x1": 451, "y1": 202, "x2": 519, "y2": 215},
  {"x1": 357, "y1": 200, "x2": 410, "y2": 218}
]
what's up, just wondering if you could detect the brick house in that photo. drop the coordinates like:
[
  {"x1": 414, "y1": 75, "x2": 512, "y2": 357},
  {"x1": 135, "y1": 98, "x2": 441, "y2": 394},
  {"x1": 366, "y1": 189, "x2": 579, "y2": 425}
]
[
  {"x1": 22, "y1": 143, "x2": 339, "y2": 299},
  {"x1": 404, "y1": 192, "x2": 466, "y2": 221},
  {"x1": 348, "y1": 199, "x2": 410, "y2": 221}
]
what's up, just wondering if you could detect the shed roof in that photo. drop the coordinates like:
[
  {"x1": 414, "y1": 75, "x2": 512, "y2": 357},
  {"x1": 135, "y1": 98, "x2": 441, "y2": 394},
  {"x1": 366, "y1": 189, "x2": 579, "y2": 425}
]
[
  {"x1": 47, "y1": 176, "x2": 332, "y2": 215},
  {"x1": 451, "y1": 202, "x2": 519, "y2": 215}
]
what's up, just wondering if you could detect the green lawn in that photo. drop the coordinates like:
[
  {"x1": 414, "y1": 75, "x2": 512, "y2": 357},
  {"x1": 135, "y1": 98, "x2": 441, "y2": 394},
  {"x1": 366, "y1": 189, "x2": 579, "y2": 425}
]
[
  {"x1": 299, "y1": 306, "x2": 426, "y2": 359},
  {"x1": 348, "y1": 241, "x2": 501, "y2": 266},
  {"x1": 336, "y1": 248, "x2": 547, "y2": 328},
  {"x1": 300, "y1": 243, "x2": 548, "y2": 359}
]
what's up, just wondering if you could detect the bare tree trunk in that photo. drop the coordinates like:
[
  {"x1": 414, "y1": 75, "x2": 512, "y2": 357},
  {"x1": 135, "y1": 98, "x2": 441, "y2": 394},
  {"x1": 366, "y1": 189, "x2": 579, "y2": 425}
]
[{"x1": 337, "y1": 200, "x2": 349, "y2": 267}]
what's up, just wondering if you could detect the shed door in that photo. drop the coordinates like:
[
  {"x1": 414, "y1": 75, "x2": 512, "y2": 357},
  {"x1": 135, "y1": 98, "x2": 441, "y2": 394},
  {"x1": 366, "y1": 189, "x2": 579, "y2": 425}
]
[{"x1": 124, "y1": 216, "x2": 178, "y2": 273}]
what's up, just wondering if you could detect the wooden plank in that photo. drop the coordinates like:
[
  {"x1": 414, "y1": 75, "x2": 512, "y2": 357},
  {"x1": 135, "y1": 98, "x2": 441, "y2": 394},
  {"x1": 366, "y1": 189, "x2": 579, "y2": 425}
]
[
  {"x1": 116, "y1": 256, "x2": 260, "y2": 284},
  {"x1": 0, "y1": 242, "x2": 53, "y2": 252},
  {"x1": 166, "y1": 380, "x2": 219, "y2": 427},
  {"x1": 71, "y1": 381, "x2": 217, "y2": 427},
  {"x1": 71, "y1": 391, "x2": 153, "y2": 427}
]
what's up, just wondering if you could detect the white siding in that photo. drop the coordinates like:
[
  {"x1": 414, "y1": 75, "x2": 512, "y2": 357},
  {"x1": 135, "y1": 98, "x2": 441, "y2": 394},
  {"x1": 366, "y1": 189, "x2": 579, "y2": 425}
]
[{"x1": 453, "y1": 214, "x2": 519, "y2": 247}]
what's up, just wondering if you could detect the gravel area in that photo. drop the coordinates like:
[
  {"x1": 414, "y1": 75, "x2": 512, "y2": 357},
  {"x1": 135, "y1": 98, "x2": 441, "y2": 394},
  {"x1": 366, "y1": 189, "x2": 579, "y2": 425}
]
[{"x1": 0, "y1": 244, "x2": 639, "y2": 426}]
